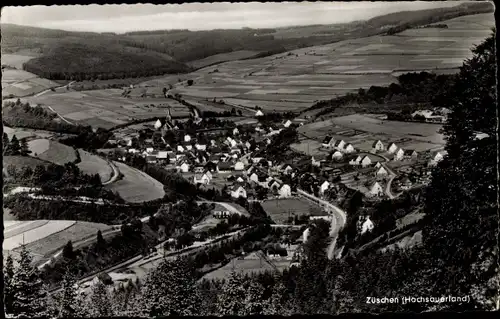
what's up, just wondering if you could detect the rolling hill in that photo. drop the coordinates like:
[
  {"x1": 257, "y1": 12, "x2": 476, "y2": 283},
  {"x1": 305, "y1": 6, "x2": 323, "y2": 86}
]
[{"x1": 0, "y1": 2, "x2": 492, "y2": 81}]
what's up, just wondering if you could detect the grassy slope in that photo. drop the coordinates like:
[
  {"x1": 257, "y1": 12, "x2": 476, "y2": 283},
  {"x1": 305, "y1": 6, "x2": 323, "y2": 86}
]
[{"x1": 0, "y1": 2, "x2": 492, "y2": 80}]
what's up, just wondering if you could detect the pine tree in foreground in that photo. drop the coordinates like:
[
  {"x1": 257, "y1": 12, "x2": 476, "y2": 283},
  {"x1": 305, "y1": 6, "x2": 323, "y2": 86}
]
[
  {"x1": 242, "y1": 277, "x2": 266, "y2": 315},
  {"x1": 12, "y1": 244, "x2": 48, "y2": 318},
  {"x1": 59, "y1": 270, "x2": 78, "y2": 318},
  {"x1": 88, "y1": 281, "x2": 114, "y2": 317},
  {"x1": 216, "y1": 268, "x2": 247, "y2": 316},
  {"x1": 263, "y1": 272, "x2": 289, "y2": 315},
  {"x1": 4, "y1": 253, "x2": 15, "y2": 314}
]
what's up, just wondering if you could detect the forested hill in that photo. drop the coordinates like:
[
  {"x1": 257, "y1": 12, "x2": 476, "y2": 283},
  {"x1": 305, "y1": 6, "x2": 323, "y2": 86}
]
[{"x1": 1, "y1": 1, "x2": 493, "y2": 81}]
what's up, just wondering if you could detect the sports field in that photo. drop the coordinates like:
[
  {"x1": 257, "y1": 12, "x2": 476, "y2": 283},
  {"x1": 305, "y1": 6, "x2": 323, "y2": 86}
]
[{"x1": 261, "y1": 197, "x2": 326, "y2": 223}]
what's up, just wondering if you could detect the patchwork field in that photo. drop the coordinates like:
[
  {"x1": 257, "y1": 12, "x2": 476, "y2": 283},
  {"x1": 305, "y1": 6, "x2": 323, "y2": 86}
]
[
  {"x1": 28, "y1": 139, "x2": 78, "y2": 165},
  {"x1": 1, "y1": 54, "x2": 36, "y2": 69},
  {"x1": 138, "y1": 13, "x2": 493, "y2": 113},
  {"x1": 77, "y1": 150, "x2": 113, "y2": 183},
  {"x1": 187, "y1": 50, "x2": 260, "y2": 69},
  {"x1": 106, "y1": 161, "x2": 165, "y2": 203},
  {"x1": 3, "y1": 220, "x2": 76, "y2": 251},
  {"x1": 298, "y1": 114, "x2": 445, "y2": 154},
  {"x1": 261, "y1": 197, "x2": 326, "y2": 223},
  {"x1": 3, "y1": 155, "x2": 50, "y2": 170},
  {"x1": 19, "y1": 90, "x2": 191, "y2": 129}
]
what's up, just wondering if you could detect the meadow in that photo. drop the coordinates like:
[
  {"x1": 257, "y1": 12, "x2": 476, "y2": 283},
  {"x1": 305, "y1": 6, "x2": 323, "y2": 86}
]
[
  {"x1": 28, "y1": 139, "x2": 78, "y2": 165},
  {"x1": 20, "y1": 90, "x2": 191, "y2": 129},
  {"x1": 77, "y1": 150, "x2": 113, "y2": 183},
  {"x1": 261, "y1": 197, "x2": 326, "y2": 223},
  {"x1": 3, "y1": 220, "x2": 76, "y2": 251},
  {"x1": 106, "y1": 161, "x2": 165, "y2": 203}
]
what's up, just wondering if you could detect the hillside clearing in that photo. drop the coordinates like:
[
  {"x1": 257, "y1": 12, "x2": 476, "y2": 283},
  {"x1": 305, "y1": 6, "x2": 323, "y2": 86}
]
[
  {"x1": 28, "y1": 139, "x2": 78, "y2": 165},
  {"x1": 77, "y1": 150, "x2": 113, "y2": 183}
]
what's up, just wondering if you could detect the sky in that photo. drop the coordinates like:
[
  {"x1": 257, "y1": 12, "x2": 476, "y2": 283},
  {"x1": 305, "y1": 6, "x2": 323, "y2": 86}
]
[{"x1": 1, "y1": 2, "x2": 465, "y2": 33}]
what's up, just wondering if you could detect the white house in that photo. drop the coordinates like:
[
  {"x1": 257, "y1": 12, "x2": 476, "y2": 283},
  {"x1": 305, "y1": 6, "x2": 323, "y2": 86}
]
[
  {"x1": 177, "y1": 145, "x2": 185, "y2": 153},
  {"x1": 374, "y1": 162, "x2": 382, "y2": 168},
  {"x1": 249, "y1": 172, "x2": 259, "y2": 184},
  {"x1": 236, "y1": 176, "x2": 245, "y2": 183},
  {"x1": 282, "y1": 164, "x2": 294, "y2": 174},
  {"x1": 360, "y1": 155, "x2": 372, "y2": 168},
  {"x1": 245, "y1": 141, "x2": 252, "y2": 150},
  {"x1": 372, "y1": 140, "x2": 385, "y2": 152},
  {"x1": 393, "y1": 148, "x2": 405, "y2": 161},
  {"x1": 195, "y1": 144, "x2": 207, "y2": 151},
  {"x1": 344, "y1": 143, "x2": 355, "y2": 153},
  {"x1": 361, "y1": 216, "x2": 374, "y2": 234},
  {"x1": 403, "y1": 149, "x2": 418, "y2": 159},
  {"x1": 146, "y1": 147, "x2": 154, "y2": 154},
  {"x1": 322, "y1": 136, "x2": 335, "y2": 148},
  {"x1": 388, "y1": 143, "x2": 398, "y2": 154},
  {"x1": 333, "y1": 140, "x2": 346, "y2": 150},
  {"x1": 128, "y1": 148, "x2": 139, "y2": 154},
  {"x1": 279, "y1": 184, "x2": 292, "y2": 198},
  {"x1": 193, "y1": 173, "x2": 211, "y2": 185},
  {"x1": 156, "y1": 151, "x2": 169, "y2": 160},
  {"x1": 429, "y1": 151, "x2": 446, "y2": 167},
  {"x1": 283, "y1": 119, "x2": 292, "y2": 128},
  {"x1": 233, "y1": 128, "x2": 239, "y2": 135},
  {"x1": 185, "y1": 144, "x2": 193, "y2": 151},
  {"x1": 234, "y1": 161, "x2": 245, "y2": 171},
  {"x1": 412, "y1": 110, "x2": 434, "y2": 119},
  {"x1": 230, "y1": 185, "x2": 247, "y2": 198},
  {"x1": 184, "y1": 134, "x2": 192, "y2": 143},
  {"x1": 154, "y1": 119, "x2": 162, "y2": 130},
  {"x1": 255, "y1": 110, "x2": 264, "y2": 117},
  {"x1": 319, "y1": 181, "x2": 330, "y2": 195},
  {"x1": 311, "y1": 156, "x2": 321, "y2": 167},
  {"x1": 178, "y1": 162, "x2": 190, "y2": 173},
  {"x1": 369, "y1": 182, "x2": 384, "y2": 197},
  {"x1": 376, "y1": 166, "x2": 388, "y2": 177},
  {"x1": 331, "y1": 151, "x2": 343, "y2": 160}
]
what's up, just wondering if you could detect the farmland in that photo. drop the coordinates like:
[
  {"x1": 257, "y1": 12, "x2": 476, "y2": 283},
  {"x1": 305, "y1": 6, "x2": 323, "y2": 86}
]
[
  {"x1": 106, "y1": 161, "x2": 165, "y2": 203},
  {"x1": 2, "y1": 125, "x2": 63, "y2": 140},
  {"x1": 28, "y1": 139, "x2": 78, "y2": 165},
  {"x1": 187, "y1": 50, "x2": 260, "y2": 69},
  {"x1": 261, "y1": 197, "x2": 326, "y2": 223},
  {"x1": 297, "y1": 114, "x2": 445, "y2": 154},
  {"x1": 76, "y1": 150, "x2": 113, "y2": 183},
  {"x1": 3, "y1": 155, "x2": 50, "y2": 170},
  {"x1": 3, "y1": 220, "x2": 76, "y2": 251},
  {"x1": 19, "y1": 90, "x2": 192, "y2": 129},
  {"x1": 140, "y1": 13, "x2": 494, "y2": 113}
]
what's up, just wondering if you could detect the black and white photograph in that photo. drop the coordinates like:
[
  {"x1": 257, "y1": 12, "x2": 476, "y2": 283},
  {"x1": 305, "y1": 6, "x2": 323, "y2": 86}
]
[{"x1": 1, "y1": 1, "x2": 498, "y2": 317}]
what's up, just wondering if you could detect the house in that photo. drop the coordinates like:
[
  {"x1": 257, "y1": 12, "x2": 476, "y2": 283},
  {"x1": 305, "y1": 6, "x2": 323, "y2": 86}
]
[
  {"x1": 388, "y1": 143, "x2": 398, "y2": 154},
  {"x1": 205, "y1": 161, "x2": 218, "y2": 172},
  {"x1": 218, "y1": 161, "x2": 234, "y2": 173},
  {"x1": 393, "y1": 148, "x2": 405, "y2": 161},
  {"x1": 369, "y1": 182, "x2": 384, "y2": 197},
  {"x1": 156, "y1": 151, "x2": 169, "y2": 160},
  {"x1": 412, "y1": 110, "x2": 434, "y2": 119},
  {"x1": 233, "y1": 127, "x2": 239, "y2": 135},
  {"x1": 251, "y1": 157, "x2": 264, "y2": 164},
  {"x1": 372, "y1": 140, "x2": 385, "y2": 152},
  {"x1": 322, "y1": 136, "x2": 335, "y2": 148},
  {"x1": 349, "y1": 155, "x2": 363, "y2": 166},
  {"x1": 255, "y1": 110, "x2": 264, "y2": 117},
  {"x1": 128, "y1": 148, "x2": 139, "y2": 154},
  {"x1": 185, "y1": 144, "x2": 193, "y2": 151},
  {"x1": 213, "y1": 210, "x2": 231, "y2": 219},
  {"x1": 236, "y1": 176, "x2": 245, "y2": 183},
  {"x1": 244, "y1": 141, "x2": 252, "y2": 150},
  {"x1": 279, "y1": 184, "x2": 292, "y2": 198},
  {"x1": 268, "y1": 179, "x2": 281, "y2": 191},
  {"x1": 311, "y1": 156, "x2": 321, "y2": 167},
  {"x1": 374, "y1": 162, "x2": 382, "y2": 168},
  {"x1": 361, "y1": 216, "x2": 374, "y2": 234},
  {"x1": 429, "y1": 151, "x2": 446, "y2": 166},
  {"x1": 403, "y1": 149, "x2": 418, "y2": 159},
  {"x1": 333, "y1": 140, "x2": 346, "y2": 150},
  {"x1": 360, "y1": 155, "x2": 372, "y2": 168},
  {"x1": 249, "y1": 172, "x2": 259, "y2": 183},
  {"x1": 331, "y1": 150, "x2": 343, "y2": 160},
  {"x1": 319, "y1": 181, "x2": 330, "y2": 195},
  {"x1": 344, "y1": 143, "x2": 355, "y2": 153},
  {"x1": 400, "y1": 177, "x2": 413, "y2": 190},
  {"x1": 154, "y1": 119, "x2": 163, "y2": 130},
  {"x1": 184, "y1": 134, "x2": 192, "y2": 143},
  {"x1": 282, "y1": 164, "x2": 294, "y2": 174},
  {"x1": 177, "y1": 145, "x2": 185, "y2": 153},
  {"x1": 195, "y1": 144, "x2": 207, "y2": 151},
  {"x1": 283, "y1": 119, "x2": 292, "y2": 128},
  {"x1": 376, "y1": 166, "x2": 388, "y2": 177},
  {"x1": 178, "y1": 162, "x2": 190, "y2": 173},
  {"x1": 230, "y1": 185, "x2": 247, "y2": 198},
  {"x1": 194, "y1": 166, "x2": 205, "y2": 173},
  {"x1": 146, "y1": 147, "x2": 154, "y2": 154},
  {"x1": 146, "y1": 155, "x2": 157, "y2": 164},
  {"x1": 234, "y1": 161, "x2": 245, "y2": 171},
  {"x1": 193, "y1": 173, "x2": 211, "y2": 185}
]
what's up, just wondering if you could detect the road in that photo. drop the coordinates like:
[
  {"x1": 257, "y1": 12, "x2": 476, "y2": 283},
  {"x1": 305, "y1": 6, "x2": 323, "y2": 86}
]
[
  {"x1": 102, "y1": 160, "x2": 120, "y2": 186},
  {"x1": 33, "y1": 81, "x2": 76, "y2": 97},
  {"x1": 383, "y1": 164, "x2": 403, "y2": 199}
]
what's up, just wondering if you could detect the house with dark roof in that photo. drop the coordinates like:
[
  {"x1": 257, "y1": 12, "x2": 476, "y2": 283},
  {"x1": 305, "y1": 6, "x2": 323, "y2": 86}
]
[
  {"x1": 322, "y1": 136, "x2": 335, "y2": 148},
  {"x1": 403, "y1": 149, "x2": 418, "y2": 159}
]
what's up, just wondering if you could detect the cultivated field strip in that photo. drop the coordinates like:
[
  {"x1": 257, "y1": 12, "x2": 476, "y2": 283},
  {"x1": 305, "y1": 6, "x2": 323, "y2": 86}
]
[
  {"x1": 3, "y1": 220, "x2": 76, "y2": 251},
  {"x1": 4, "y1": 220, "x2": 50, "y2": 239},
  {"x1": 106, "y1": 161, "x2": 165, "y2": 203}
]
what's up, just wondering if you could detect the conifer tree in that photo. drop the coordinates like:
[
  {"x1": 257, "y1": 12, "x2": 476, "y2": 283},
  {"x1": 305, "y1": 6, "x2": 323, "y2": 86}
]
[
  {"x1": 141, "y1": 257, "x2": 201, "y2": 317},
  {"x1": 19, "y1": 138, "x2": 31, "y2": 156},
  {"x1": 59, "y1": 270, "x2": 78, "y2": 317},
  {"x1": 89, "y1": 281, "x2": 114, "y2": 317},
  {"x1": 9, "y1": 135, "x2": 21, "y2": 156},
  {"x1": 62, "y1": 240, "x2": 75, "y2": 259},
  {"x1": 3, "y1": 132, "x2": 10, "y2": 154},
  {"x1": 12, "y1": 244, "x2": 48, "y2": 318},
  {"x1": 216, "y1": 268, "x2": 247, "y2": 316},
  {"x1": 4, "y1": 253, "x2": 15, "y2": 314},
  {"x1": 263, "y1": 272, "x2": 288, "y2": 315},
  {"x1": 243, "y1": 277, "x2": 265, "y2": 315}
]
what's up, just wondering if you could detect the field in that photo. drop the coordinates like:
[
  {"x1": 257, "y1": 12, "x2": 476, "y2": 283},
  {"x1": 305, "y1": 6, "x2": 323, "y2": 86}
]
[
  {"x1": 77, "y1": 150, "x2": 113, "y2": 183},
  {"x1": 187, "y1": 50, "x2": 260, "y2": 69},
  {"x1": 28, "y1": 139, "x2": 78, "y2": 165},
  {"x1": 261, "y1": 197, "x2": 326, "y2": 223},
  {"x1": 3, "y1": 155, "x2": 50, "y2": 170},
  {"x1": 298, "y1": 114, "x2": 445, "y2": 154},
  {"x1": 140, "y1": 13, "x2": 494, "y2": 113},
  {"x1": 106, "y1": 161, "x2": 165, "y2": 203},
  {"x1": 1, "y1": 54, "x2": 60, "y2": 97},
  {"x1": 2, "y1": 125, "x2": 59, "y2": 140},
  {"x1": 3, "y1": 220, "x2": 76, "y2": 251},
  {"x1": 19, "y1": 90, "x2": 192, "y2": 129}
]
